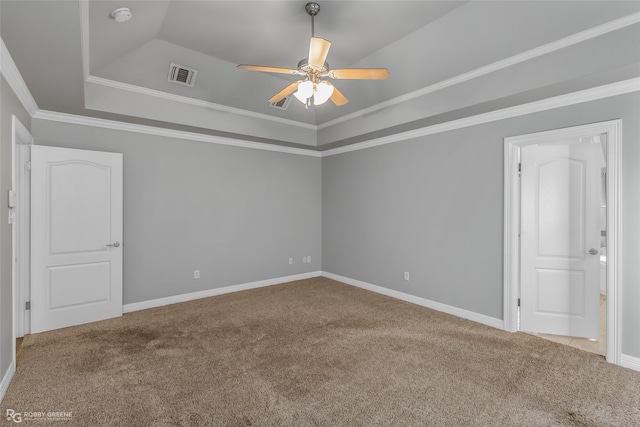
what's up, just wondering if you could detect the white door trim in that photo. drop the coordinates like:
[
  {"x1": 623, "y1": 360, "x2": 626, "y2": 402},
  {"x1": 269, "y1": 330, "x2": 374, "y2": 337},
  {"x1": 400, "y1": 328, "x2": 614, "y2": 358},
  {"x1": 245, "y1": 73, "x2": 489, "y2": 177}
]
[
  {"x1": 503, "y1": 119, "x2": 622, "y2": 365},
  {"x1": 11, "y1": 116, "x2": 33, "y2": 342}
]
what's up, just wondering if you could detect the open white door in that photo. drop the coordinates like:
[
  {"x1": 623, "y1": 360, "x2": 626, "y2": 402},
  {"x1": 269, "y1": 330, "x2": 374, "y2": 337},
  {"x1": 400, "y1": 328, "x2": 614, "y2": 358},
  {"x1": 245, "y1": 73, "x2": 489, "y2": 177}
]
[
  {"x1": 520, "y1": 140, "x2": 601, "y2": 339},
  {"x1": 31, "y1": 146, "x2": 123, "y2": 333}
]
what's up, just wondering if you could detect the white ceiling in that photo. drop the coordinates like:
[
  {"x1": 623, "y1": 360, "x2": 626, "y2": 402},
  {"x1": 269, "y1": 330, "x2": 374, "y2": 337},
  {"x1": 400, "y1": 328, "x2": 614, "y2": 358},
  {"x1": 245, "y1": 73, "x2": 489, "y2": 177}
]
[{"x1": 2, "y1": 1, "x2": 639, "y2": 148}]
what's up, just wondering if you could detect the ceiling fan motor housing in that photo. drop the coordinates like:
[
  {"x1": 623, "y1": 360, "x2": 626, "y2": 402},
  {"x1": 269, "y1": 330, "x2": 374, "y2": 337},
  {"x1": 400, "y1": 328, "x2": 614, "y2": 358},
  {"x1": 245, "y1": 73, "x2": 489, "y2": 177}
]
[{"x1": 297, "y1": 58, "x2": 329, "y2": 76}]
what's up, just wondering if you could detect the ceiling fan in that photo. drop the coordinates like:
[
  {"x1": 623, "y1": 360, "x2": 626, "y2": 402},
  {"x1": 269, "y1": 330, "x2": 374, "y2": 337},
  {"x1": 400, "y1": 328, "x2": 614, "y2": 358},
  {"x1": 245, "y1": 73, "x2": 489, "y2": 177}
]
[{"x1": 237, "y1": 2, "x2": 389, "y2": 108}]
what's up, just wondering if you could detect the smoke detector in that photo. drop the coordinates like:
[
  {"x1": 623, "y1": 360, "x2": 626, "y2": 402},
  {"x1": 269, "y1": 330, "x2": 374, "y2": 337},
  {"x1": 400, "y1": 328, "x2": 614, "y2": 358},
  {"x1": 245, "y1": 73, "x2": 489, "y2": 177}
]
[{"x1": 111, "y1": 7, "x2": 132, "y2": 23}]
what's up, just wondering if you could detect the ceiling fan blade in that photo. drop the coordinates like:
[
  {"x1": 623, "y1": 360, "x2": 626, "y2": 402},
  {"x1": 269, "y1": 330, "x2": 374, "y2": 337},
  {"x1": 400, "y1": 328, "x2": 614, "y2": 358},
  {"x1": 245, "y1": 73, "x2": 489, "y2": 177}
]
[
  {"x1": 329, "y1": 85, "x2": 349, "y2": 106},
  {"x1": 237, "y1": 64, "x2": 298, "y2": 75},
  {"x1": 268, "y1": 81, "x2": 301, "y2": 103},
  {"x1": 308, "y1": 37, "x2": 331, "y2": 68},
  {"x1": 329, "y1": 68, "x2": 390, "y2": 80}
]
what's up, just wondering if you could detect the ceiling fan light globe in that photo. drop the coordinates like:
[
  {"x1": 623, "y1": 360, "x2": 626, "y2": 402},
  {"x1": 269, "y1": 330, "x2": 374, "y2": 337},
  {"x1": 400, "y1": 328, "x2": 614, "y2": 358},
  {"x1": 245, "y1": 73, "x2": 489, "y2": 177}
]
[
  {"x1": 313, "y1": 96, "x2": 328, "y2": 106},
  {"x1": 313, "y1": 81, "x2": 334, "y2": 105},
  {"x1": 294, "y1": 91, "x2": 310, "y2": 104},
  {"x1": 296, "y1": 80, "x2": 314, "y2": 98}
]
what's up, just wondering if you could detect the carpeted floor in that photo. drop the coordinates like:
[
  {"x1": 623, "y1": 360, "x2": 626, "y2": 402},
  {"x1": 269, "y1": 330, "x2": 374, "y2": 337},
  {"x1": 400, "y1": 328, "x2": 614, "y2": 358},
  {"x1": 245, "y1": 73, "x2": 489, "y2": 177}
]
[{"x1": 2, "y1": 277, "x2": 639, "y2": 426}]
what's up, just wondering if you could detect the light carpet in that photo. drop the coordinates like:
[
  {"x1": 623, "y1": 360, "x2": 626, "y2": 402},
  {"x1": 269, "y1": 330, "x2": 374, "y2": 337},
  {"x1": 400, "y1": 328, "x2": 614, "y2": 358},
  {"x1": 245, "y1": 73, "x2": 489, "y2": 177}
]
[{"x1": 2, "y1": 277, "x2": 639, "y2": 426}]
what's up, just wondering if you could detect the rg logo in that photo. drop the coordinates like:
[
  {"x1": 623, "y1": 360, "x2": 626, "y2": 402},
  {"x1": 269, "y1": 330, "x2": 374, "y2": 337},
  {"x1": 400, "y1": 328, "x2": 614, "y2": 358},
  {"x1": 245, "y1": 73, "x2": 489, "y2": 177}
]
[{"x1": 6, "y1": 409, "x2": 22, "y2": 423}]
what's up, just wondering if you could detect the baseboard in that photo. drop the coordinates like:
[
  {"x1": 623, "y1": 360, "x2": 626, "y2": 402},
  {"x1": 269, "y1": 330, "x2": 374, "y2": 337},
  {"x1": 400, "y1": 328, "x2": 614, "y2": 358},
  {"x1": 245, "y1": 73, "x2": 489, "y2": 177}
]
[
  {"x1": 620, "y1": 354, "x2": 640, "y2": 372},
  {"x1": 123, "y1": 271, "x2": 322, "y2": 313},
  {"x1": 0, "y1": 360, "x2": 16, "y2": 403},
  {"x1": 322, "y1": 272, "x2": 504, "y2": 330}
]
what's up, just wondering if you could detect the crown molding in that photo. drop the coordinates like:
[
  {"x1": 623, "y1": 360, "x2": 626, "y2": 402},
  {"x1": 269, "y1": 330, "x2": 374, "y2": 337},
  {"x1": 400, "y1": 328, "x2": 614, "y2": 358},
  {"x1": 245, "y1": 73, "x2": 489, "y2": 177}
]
[
  {"x1": 77, "y1": 3, "x2": 638, "y2": 136},
  {"x1": 24, "y1": 77, "x2": 640, "y2": 159},
  {"x1": 33, "y1": 110, "x2": 322, "y2": 158},
  {"x1": 79, "y1": 2, "x2": 316, "y2": 133},
  {"x1": 86, "y1": 75, "x2": 318, "y2": 131},
  {"x1": 318, "y1": 11, "x2": 640, "y2": 131},
  {"x1": 34, "y1": 77, "x2": 640, "y2": 159},
  {"x1": 6, "y1": 8, "x2": 640, "y2": 159},
  {"x1": 321, "y1": 78, "x2": 640, "y2": 157},
  {"x1": 0, "y1": 37, "x2": 39, "y2": 116}
]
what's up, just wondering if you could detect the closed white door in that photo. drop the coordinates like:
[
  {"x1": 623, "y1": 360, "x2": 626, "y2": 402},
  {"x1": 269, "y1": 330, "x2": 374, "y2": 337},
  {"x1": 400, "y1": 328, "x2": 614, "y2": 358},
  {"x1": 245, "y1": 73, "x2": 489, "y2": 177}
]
[
  {"x1": 31, "y1": 146, "x2": 123, "y2": 333},
  {"x1": 520, "y1": 140, "x2": 601, "y2": 339}
]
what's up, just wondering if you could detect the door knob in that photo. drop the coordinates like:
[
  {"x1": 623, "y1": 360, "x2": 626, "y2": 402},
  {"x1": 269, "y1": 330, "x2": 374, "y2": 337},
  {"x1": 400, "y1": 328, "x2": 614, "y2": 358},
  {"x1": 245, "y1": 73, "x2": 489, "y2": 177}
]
[
  {"x1": 585, "y1": 248, "x2": 599, "y2": 255},
  {"x1": 106, "y1": 242, "x2": 121, "y2": 248}
]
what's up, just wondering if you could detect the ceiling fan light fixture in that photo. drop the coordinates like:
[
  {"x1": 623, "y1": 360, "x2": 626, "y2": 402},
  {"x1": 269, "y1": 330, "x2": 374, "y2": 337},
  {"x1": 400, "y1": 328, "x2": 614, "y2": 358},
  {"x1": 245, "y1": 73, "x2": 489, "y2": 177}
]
[
  {"x1": 294, "y1": 80, "x2": 314, "y2": 104},
  {"x1": 296, "y1": 80, "x2": 314, "y2": 98},
  {"x1": 313, "y1": 81, "x2": 334, "y2": 105},
  {"x1": 293, "y1": 91, "x2": 308, "y2": 104}
]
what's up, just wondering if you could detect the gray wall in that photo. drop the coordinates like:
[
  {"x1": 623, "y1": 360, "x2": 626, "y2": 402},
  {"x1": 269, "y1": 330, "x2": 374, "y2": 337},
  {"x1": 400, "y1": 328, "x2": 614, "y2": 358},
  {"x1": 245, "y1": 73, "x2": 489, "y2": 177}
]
[
  {"x1": 0, "y1": 76, "x2": 32, "y2": 380},
  {"x1": 322, "y1": 92, "x2": 640, "y2": 358},
  {"x1": 32, "y1": 120, "x2": 321, "y2": 305}
]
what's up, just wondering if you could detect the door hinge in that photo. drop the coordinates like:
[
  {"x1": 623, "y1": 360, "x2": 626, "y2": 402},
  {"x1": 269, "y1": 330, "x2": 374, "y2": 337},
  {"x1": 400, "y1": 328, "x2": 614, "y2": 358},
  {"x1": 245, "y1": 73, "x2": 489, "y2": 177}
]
[
  {"x1": 7, "y1": 190, "x2": 16, "y2": 208},
  {"x1": 518, "y1": 163, "x2": 521, "y2": 176},
  {"x1": 25, "y1": 301, "x2": 31, "y2": 310},
  {"x1": 517, "y1": 298, "x2": 520, "y2": 307},
  {"x1": 25, "y1": 161, "x2": 31, "y2": 171}
]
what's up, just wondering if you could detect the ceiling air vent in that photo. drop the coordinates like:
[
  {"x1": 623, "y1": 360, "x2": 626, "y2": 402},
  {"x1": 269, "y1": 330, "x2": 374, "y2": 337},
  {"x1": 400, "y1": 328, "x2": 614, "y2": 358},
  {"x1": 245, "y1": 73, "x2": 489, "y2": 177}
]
[
  {"x1": 269, "y1": 96, "x2": 292, "y2": 111},
  {"x1": 168, "y1": 63, "x2": 197, "y2": 87}
]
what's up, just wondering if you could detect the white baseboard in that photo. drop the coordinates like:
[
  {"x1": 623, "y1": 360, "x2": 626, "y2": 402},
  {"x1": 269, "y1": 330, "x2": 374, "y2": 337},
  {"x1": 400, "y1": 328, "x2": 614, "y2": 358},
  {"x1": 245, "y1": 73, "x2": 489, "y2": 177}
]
[
  {"x1": 123, "y1": 271, "x2": 322, "y2": 313},
  {"x1": 620, "y1": 354, "x2": 640, "y2": 372},
  {"x1": 322, "y1": 272, "x2": 504, "y2": 330},
  {"x1": 0, "y1": 360, "x2": 16, "y2": 403},
  {"x1": 121, "y1": 271, "x2": 638, "y2": 373}
]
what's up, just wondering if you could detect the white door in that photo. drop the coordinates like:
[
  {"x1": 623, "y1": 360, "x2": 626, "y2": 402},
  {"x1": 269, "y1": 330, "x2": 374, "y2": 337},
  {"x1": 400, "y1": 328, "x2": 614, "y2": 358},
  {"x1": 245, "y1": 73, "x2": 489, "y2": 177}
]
[
  {"x1": 31, "y1": 146, "x2": 123, "y2": 333},
  {"x1": 520, "y1": 140, "x2": 601, "y2": 339}
]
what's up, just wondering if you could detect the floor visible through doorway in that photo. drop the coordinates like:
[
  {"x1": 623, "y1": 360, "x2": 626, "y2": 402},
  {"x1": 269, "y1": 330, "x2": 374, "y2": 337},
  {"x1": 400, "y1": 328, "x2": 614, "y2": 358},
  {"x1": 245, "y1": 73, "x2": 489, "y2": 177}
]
[{"x1": 527, "y1": 295, "x2": 606, "y2": 356}]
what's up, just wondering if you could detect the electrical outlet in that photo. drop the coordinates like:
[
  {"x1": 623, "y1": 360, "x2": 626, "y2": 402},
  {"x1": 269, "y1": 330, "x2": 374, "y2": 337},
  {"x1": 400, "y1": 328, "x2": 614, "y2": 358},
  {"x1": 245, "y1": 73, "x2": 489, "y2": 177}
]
[
  {"x1": 403, "y1": 272, "x2": 410, "y2": 281},
  {"x1": 194, "y1": 270, "x2": 200, "y2": 279},
  {"x1": 289, "y1": 258, "x2": 293, "y2": 265},
  {"x1": 307, "y1": 256, "x2": 311, "y2": 263}
]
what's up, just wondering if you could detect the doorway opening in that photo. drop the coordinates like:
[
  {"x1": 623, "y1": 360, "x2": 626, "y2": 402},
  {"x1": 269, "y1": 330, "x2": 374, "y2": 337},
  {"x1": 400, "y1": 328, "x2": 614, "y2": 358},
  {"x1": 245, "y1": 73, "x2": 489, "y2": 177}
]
[
  {"x1": 503, "y1": 120, "x2": 621, "y2": 365},
  {"x1": 11, "y1": 115, "x2": 33, "y2": 343}
]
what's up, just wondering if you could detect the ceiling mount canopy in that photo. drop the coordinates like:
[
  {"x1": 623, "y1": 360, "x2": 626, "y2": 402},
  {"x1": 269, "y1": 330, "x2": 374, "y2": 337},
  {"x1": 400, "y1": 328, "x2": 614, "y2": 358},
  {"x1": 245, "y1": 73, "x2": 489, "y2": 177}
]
[{"x1": 237, "y1": 2, "x2": 389, "y2": 109}]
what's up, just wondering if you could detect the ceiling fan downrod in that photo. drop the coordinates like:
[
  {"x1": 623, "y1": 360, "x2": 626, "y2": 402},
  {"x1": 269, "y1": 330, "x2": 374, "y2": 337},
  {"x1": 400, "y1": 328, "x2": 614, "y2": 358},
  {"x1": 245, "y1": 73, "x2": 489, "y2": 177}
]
[{"x1": 305, "y1": 2, "x2": 321, "y2": 37}]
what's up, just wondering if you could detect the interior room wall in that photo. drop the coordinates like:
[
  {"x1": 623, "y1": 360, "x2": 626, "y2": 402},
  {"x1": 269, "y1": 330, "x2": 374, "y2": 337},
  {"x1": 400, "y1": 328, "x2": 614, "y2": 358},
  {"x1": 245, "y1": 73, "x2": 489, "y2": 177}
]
[
  {"x1": 0, "y1": 76, "x2": 32, "y2": 386},
  {"x1": 31, "y1": 119, "x2": 322, "y2": 305},
  {"x1": 322, "y1": 92, "x2": 640, "y2": 358}
]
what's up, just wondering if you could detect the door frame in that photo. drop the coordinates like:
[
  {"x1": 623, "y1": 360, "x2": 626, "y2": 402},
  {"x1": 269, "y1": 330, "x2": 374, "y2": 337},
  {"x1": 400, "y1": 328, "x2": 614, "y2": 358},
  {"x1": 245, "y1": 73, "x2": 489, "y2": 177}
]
[
  {"x1": 11, "y1": 116, "x2": 33, "y2": 341},
  {"x1": 503, "y1": 119, "x2": 622, "y2": 365}
]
